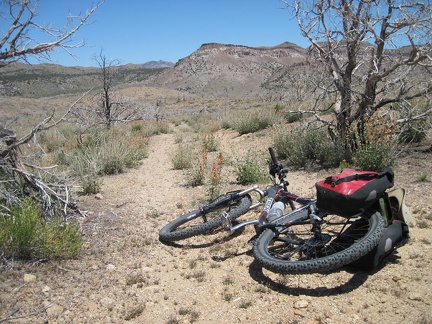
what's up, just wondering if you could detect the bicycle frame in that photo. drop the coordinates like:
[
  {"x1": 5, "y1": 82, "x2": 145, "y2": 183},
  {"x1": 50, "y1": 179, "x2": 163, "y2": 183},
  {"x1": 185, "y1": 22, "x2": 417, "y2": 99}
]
[
  {"x1": 160, "y1": 147, "x2": 408, "y2": 274},
  {"x1": 219, "y1": 175, "x2": 315, "y2": 233}
]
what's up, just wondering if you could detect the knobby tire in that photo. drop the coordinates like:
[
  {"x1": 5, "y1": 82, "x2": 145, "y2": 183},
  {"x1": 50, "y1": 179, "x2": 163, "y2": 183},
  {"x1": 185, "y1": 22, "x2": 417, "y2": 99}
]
[
  {"x1": 159, "y1": 193, "x2": 252, "y2": 242},
  {"x1": 253, "y1": 211, "x2": 384, "y2": 274}
]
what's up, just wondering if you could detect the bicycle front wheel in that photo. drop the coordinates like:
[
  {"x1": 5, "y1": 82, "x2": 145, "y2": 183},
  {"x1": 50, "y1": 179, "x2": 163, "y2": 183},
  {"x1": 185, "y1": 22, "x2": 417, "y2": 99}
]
[
  {"x1": 159, "y1": 192, "x2": 252, "y2": 242},
  {"x1": 253, "y1": 210, "x2": 384, "y2": 274}
]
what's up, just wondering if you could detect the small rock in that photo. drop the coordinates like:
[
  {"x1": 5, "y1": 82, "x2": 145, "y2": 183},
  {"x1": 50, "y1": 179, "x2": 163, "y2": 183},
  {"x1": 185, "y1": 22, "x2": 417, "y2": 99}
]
[
  {"x1": 294, "y1": 309, "x2": 307, "y2": 317},
  {"x1": 95, "y1": 193, "x2": 103, "y2": 200},
  {"x1": 408, "y1": 293, "x2": 422, "y2": 301},
  {"x1": 100, "y1": 297, "x2": 115, "y2": 309},
  {"x1": 85, "y1": 301, "x2": 98, "y2": 311},
  {"x1": 379, "y1": 295, "x2": 391, "y2": 303},
  {"x1": 106, "y1": 264, "x2": 116, "y2": 271},
  {"x1": 294, "y1": 299, "x2": 309, "y2": 309},
  {"x1": 392, "y1": 275, "x2": 402, "y2": 282},
  {"x1": 46, "y1": 304, "x2": 63, "y2": 317},
  {"x1": 23, "y1": 274, "x2": 36, "y2": 282},
  {"x1": 42, "y1": 285, "x2": 51, "y2": 294}
]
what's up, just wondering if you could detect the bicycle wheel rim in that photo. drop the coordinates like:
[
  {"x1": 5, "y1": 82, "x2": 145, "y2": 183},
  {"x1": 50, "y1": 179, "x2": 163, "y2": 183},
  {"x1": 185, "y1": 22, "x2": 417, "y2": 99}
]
[
  {"x1": 254, "y1": 211, "x2": 384, "y2": 274},
  {"x1": 159, "y1": 194, "x2": 251, "y2": 242}
]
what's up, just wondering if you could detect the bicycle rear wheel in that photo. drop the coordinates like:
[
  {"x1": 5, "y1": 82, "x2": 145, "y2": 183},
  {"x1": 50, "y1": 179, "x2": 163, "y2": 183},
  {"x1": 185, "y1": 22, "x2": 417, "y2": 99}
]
[
  {"x1": 253, "y1": 210, "x2": 384, "y2": 274},
  {"x1": 159, "y1": 192, "x2": 252, "y2": 242}
]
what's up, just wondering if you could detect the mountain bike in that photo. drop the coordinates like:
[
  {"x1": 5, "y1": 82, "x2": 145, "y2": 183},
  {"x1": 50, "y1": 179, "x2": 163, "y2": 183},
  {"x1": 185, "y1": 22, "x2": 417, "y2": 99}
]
[
  {"x1": 158, "y1": 147, "x2": 296, "y2": 242},
  {"x1": 160, "y1": 147, "x2": 408, "y2": 274}
]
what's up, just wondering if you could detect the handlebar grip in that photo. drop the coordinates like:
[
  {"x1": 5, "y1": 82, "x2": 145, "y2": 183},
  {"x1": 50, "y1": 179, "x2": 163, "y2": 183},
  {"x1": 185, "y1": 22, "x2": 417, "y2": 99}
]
[{"x1": 268, "y1": 147, "x2": 278, "y2": 165}]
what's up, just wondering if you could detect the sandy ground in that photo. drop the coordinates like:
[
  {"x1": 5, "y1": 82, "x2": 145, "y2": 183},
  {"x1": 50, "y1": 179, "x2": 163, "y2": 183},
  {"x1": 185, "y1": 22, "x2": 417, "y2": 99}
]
[{"x1": 1, "y1": 128, "x2": 431, "y2": 324}]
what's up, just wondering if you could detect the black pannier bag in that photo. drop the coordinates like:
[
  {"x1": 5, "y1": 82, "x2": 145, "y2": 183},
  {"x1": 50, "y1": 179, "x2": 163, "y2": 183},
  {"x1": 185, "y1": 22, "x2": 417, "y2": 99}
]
[{"x1": 315, "y1": 168, "x2": 394, "y2": 216}]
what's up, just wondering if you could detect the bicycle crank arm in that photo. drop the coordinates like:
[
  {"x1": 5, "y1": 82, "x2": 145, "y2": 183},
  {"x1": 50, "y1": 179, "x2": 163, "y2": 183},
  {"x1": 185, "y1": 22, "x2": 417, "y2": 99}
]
[{"x1": 219, "y1": 212, "x2": 232, "y2": 231}]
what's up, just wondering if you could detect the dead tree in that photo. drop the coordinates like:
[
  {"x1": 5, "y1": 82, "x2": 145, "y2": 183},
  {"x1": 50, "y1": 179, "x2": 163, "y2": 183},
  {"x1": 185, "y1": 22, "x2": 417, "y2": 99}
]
[
  {"x1": 281, "y1": 0, "x2": 432, "y2": 153},
  {"x1": 0, "y1": 96, "x2": 90, "y2": 218},
  {"x1": 0, "y1": 0, "x2": 104, "y2": 216},
  {"x1": 0, "y1": 0, "x2": 105, "y2": 65}
]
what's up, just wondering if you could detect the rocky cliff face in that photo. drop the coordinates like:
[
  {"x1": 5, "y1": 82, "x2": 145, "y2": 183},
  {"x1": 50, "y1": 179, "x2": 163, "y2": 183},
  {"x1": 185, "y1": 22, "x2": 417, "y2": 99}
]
[{"x1": 148, "y1": 42, "x2": 312, "y2": 99}]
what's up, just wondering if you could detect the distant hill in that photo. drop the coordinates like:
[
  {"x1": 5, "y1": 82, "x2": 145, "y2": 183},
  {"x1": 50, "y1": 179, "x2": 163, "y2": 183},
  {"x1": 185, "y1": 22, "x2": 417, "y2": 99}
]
[
  {"x1": 0, "y1": 42, "x2": 313, "y2": 99},
  {"x1": 0, "y1": 41, "x2": 417, "y2": 99},
  {"x1": 145, "y1": 42, "x2": 312, "y2": 99},
  {"x1": 0, "y1": 62, "x2": 169, "y2": 98},
  {"x1": 142, "y1": 60, "x2": 175, "y2": 69}
]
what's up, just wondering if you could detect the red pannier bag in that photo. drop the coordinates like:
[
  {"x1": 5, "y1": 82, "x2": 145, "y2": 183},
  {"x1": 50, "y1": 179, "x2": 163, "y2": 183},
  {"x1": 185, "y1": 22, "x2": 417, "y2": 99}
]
[{"x1": 315, "y1": 168, "x2": 394, "y2": 217}]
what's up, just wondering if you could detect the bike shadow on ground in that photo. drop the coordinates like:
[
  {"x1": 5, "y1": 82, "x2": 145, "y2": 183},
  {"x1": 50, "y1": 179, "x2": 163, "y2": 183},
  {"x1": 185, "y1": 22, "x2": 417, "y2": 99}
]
[
  {"x1": 248, "y1": 259, "x2": 370, "y2": 297},
  {"x1": 247, "y1": 251, "x2": 404, "y2": 297}
]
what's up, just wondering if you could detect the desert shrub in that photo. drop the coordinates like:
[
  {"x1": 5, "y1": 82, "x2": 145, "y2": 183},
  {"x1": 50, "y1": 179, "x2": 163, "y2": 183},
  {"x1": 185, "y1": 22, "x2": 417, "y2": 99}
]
[
  {"x1": 38, "y1": 125, "x2": 78, "y2": 153},
  {"x1": 397, "y1": 101, "x2": 431, "y2": 144},
  {"x1": 273, "y1": 124, "x2": 344, "y2": 168},
  {"x1": 130, "y1": 120, "x2": 170, "y2": 136},
  {"x1": 352, "y1": 115, "x2": 398, "y2": 171},
  {"x1": 187, "y1": 149, "x2": 208, "y2": 187},
  {"x1": 207, "y1": 152, "x2": 224, "y2": 200},
  {"x1": 224, "y1": 109, "x2": 275, "y2": 134},
  {"x1": 131, "y1": 122, "x2": 143, "y2": 132},
  {"x1": 0, "y1": 200, "x2": 81, "y2": 260},
  {"x1": 171, "y1": 145, "x2": 193, "y2": 170},
  {"x1": 398, "y1": 119, "x2": 428, "y2": 144},
  {"x1": 200, "y1": 132, "x2": 220, "y2": 152},
  {"x1": 284, "y1": 111, "x2": 305, "y2": 123},
  {"x1": 145, "y1": 121, "x2": 170, "y2": 136},
  {"x1": 234, "y1": 149, "x2": 268, "y2": 185},
  {"x1": 80, "y1": 177, "x2": 101, "y2": 195},
  {"x1": 66, "y1": 127, "x2": 149, "y2": 176},
  {"x1": 101, "y1": 156, "x2": 124, "y2": 174},
  {"x1": 183, "y1": 114, "x2": 221, "y2": 133},
  {"x1": 416, "y1": 172, "x2": 428, "y2": 182},
  {"x1": 274, "y1": 103, "x2": 284, "y2": 113},
  {"x1": 353, "y1": 143, "x2": 395, "y2": 171}
]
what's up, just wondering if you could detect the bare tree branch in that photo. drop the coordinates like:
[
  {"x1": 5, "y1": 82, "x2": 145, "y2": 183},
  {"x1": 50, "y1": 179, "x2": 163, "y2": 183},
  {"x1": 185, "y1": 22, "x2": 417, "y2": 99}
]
[
  {"x1": 281, "y1": 0, "x2": 432, "y2": 152},
  {"x1": 0, "y1": 0, "x2": 105, "y2": 65}
]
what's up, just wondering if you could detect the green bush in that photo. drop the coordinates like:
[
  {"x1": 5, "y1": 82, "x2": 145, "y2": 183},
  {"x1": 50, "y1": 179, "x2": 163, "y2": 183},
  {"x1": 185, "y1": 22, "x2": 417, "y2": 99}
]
[
  {"x1": 63, "y1": 128, "x2": 149, "y2": 191},
  {"x1": 398, "y1": 120, "x2": 427, "y2": 143},
  {"x1": 186, "y1": 150, "x2": 208, "y2": 187},
  {"x1": 101, "y1": 156, "x2": 124, "y2": 175},
  {"x1": 0, "y1": 200, "x2": 82, "y2": 260},
  {"x1": 80, "y1": 177, "x2": 101, "y2": 195},
  {"x1": 200, "y1": 133, "x2": 220, "y2": 152},
  {"x1": 353, "y1": 142, "x2": 395, "y2": 171},
  {"x1": 171, "y1": 145, "x2": 193, "y2": 170},
  {"x1": 352, "y1": 115, "x2": 398, "y2": 171},
  {"x1": 234, "y1": 149, "x2": 268, "y2": 185},
  {"x1": 273, "y1": 124, "x2": 344, "y2": 168},
  {"x1": 224, "y1": 109, "x2": 275, "y2": 135}
]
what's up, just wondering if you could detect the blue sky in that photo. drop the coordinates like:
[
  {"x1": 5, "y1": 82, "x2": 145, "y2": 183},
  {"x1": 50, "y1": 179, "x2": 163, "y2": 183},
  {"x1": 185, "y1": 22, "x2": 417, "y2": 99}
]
[{"x1": 9, "y1": 0, "x2": 308, "y2": 67}]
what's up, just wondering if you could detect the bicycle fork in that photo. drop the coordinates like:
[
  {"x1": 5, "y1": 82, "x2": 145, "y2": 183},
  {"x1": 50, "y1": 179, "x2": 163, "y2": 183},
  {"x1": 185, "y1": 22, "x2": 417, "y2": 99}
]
[{"x1": 219, "y1": 185, "x2": 264, "y2": 232}]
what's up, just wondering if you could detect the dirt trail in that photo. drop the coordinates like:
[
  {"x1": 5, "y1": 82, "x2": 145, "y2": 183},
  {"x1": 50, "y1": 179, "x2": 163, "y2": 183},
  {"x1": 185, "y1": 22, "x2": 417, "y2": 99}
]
[{"x1": 1, "y1": 130, "x2": 432, "y2": 324}]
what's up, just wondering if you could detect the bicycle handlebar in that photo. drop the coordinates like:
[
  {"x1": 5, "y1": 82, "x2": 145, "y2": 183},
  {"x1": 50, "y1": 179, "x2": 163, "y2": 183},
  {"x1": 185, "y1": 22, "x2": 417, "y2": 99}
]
[
  {"x1": 268, "y1": 147, "x2": 278, "y2": 165},
  {"x1": 268, "y1": 147, "x2": 287, "y2": 182}
]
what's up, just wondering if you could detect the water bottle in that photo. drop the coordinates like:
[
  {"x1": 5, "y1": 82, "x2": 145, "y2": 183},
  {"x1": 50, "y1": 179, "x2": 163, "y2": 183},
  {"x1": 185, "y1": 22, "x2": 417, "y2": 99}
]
[{"x1": 267, "y1": 201, "x2": 285, "y2": 222}]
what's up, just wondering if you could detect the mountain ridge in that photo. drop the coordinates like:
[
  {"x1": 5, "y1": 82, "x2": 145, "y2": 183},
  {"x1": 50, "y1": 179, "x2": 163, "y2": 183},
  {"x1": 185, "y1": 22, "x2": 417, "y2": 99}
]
[
  {"x1": 1, "y1": 41, "x2": 413, "y2": 99},
  {"x1": 1, "y1": 41, "x2": 311, "y2": 98}
]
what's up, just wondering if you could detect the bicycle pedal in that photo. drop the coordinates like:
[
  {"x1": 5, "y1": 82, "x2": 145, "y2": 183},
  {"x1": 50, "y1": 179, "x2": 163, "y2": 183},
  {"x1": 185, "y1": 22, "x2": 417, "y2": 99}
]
[{"x1": 219, "y1": 212, "x2": 232, "y2": 231}]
